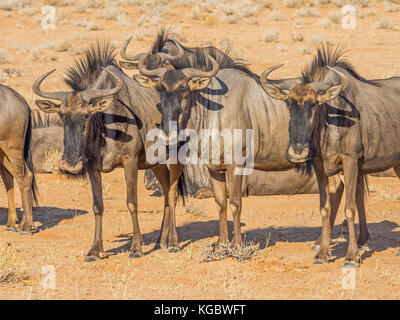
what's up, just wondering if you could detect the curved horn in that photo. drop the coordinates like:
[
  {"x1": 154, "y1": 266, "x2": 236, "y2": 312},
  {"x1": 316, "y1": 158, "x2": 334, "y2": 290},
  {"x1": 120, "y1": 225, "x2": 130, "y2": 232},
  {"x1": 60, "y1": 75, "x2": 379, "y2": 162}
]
[
  {"x1": 181, "y1": 54, "x2": 219, "y2": 79},
  {"x1": 260, "y1": 64, "x2": 302, "y2": 90},
  {"x1": 327, "y1": 66, "x2": 349, "y2": 90},
  {"x1": 33, "y1": 69, "x2": 69, "y2": 101},
  {"x1": 138, "y1": 54, "x2": 168, "y2": 78},
  {"x1": 120, "y1": 36, "x2": 147, "y2": 61},
  {"x1": 82, "y1": 67, "x2": 124, "y2": 102}
]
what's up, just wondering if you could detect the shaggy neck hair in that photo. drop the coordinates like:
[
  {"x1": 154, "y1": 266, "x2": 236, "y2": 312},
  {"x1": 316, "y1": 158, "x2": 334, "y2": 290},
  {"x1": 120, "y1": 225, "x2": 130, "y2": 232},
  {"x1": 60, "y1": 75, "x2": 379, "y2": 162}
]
[
  {"x1": 301, "y1": 45, "x2": 376, "y2": 85},
  {"x1": 151, "y1": 29, "x2": 260, "y2": 83}
]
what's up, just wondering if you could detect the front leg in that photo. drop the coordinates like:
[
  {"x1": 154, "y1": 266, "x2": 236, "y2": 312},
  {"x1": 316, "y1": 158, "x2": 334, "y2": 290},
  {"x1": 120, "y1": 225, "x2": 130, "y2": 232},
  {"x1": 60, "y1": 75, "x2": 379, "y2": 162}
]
[
  {"x1": 123, "y1": 160, "x2": 143, "y2": 258},
  {"x1": 312, "y1": 174, "x2": 344, "y2": 251},
  {"x1": 86, "y1": 166, "x2": 104, "y2": 261},
  {"x1": 342, "y1": 156, "x2": 361, "y2": 268},
  {"x1": 313, "y1": 160, "x2": 333, "y2": 264},
  {"x1": 226, "y1": 166, "x2": 243, "y2": 248},
  {"x1": 209, "y1": 169, "x2": 228, "y2": 246},
  {"x1": 151, "y1": 164, "x2": 170, "y2": 249},
  {"x1": 167, "y1": 163, "x2": 183, "y2": 252}
]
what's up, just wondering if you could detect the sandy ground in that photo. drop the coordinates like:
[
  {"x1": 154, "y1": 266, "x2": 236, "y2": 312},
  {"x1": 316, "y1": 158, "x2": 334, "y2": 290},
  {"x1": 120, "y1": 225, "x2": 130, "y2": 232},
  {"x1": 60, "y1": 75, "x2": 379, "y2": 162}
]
[{"x1": 0, "y1": 0, "x2": 400, "y2": 299}]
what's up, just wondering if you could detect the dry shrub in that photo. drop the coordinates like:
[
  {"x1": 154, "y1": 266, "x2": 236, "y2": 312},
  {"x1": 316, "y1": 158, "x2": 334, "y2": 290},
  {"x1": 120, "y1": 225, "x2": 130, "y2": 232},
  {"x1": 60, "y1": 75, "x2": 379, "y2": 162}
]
[
  {"x1": 202, "y1": 241, "x2": 260, "y2": 262},
  {"x1": 43, "y1": 148, "x2": 62, "y2": 174},
  {"x1": 0, "y1": 241, "x2": 29, "y2": 284}
]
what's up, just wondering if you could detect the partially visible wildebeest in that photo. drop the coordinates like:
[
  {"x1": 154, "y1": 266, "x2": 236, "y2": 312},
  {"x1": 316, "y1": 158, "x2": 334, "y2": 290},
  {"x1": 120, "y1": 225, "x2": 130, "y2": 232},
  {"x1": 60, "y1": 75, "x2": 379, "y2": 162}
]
[
  {"x1": 32, "y1": 42, "x2": 176, "y2": 260},
  {"x1": 0, "y1": 84, "x2": 37, "y2": 234},
  {"x1": 262, "y1": 45, "x2": 400, "y2": 267},
  {"x1": 144, "y1": 166, "x2": 319, "y2": 197},
  {"x1": 119, "y1": 32, "x2": 350, "y2": 254},
  {"x1": 30, "y1": 111, "x2": 63, "y2": 174}
]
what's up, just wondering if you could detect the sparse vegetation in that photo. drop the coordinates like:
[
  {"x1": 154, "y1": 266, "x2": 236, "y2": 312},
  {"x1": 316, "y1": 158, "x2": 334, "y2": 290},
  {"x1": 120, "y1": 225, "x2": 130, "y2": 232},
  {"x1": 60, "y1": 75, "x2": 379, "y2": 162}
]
[
  {"x1": 298, "y1": 45, "x2": 311, "y2": 55},
  {"x1": 375, "y1": 17, "x2": 392, "y2": 30},
  {"x1": 0, "y1": 49, "x2": 9, "y2": 64},
  {"x1": 292, "y1": 33, "x2": 304, "y2": 42},
  {"x1": 0, "y1": 241, "x2": 29, "y2": 284},
  {"x1": 309, "y1": 35, "x2": 332, "y2": 46},
  {"x1": 262, "y1": 29, "x2": 279, "y2": 42},
  {"x1": 202, "y1": 241, "x2": 260, "y2": 262},
  {"x1": 43, "y1": 148, "x2": 62, "y2": 174}
]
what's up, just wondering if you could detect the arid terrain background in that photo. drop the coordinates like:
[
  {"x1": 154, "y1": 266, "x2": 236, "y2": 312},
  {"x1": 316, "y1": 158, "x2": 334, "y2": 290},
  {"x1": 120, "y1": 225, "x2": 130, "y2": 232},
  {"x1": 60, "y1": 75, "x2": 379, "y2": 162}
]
[{"x1": 0, "y1": 0, "x2": 400, "y2": 299}]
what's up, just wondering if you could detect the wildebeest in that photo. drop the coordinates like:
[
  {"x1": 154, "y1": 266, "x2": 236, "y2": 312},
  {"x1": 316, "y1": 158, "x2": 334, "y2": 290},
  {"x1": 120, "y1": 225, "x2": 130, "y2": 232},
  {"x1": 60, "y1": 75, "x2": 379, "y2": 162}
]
[
  {"x1": 120, "y1": 32, "x2": 351, "y2": 253},
  {"x1": 262, "y1": 45, "x2": 400, "y2": 267},
  {"x1": 144, "y1": 166, "x2": 319, "y2": 197},
  {"x1": 0, "y1": 84, "x2": 37, "y2": 234},
  {"x1": 30, "y1": 111, "x2": 63, "y2": 174},
  {"x1": 32, "y1": 42, "x2": 175, "y2": 260}
]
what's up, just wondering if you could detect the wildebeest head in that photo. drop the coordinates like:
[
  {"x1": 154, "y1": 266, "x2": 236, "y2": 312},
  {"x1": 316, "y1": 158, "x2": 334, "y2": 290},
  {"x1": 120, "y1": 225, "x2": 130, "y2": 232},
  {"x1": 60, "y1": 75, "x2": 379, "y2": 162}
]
[
  {"x1": 32, "y1": 68, "x2": 123, "y2": 175},
  {"x1": 261, "y1": 64, "x2": 346, "y2": 163},
  {"x1": 120, "y1": 38, "x2": 219, "y2": 145}
]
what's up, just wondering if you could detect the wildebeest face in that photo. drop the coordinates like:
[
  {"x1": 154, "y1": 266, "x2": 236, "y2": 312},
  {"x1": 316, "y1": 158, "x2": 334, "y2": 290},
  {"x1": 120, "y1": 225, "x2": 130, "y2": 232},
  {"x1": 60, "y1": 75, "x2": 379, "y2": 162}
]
[
  {"x1": 33, "y1": 67, "x2": 123, "y2": 174},
  {"x1": 135, "y1": 70, "x2": 211, "y2": 144},
  {"x1": 263, "y1": 82, "x2": 342, "y2": 163},
  {"x1": 35, "y1": 93, "x2": 114, "y2": 174}
]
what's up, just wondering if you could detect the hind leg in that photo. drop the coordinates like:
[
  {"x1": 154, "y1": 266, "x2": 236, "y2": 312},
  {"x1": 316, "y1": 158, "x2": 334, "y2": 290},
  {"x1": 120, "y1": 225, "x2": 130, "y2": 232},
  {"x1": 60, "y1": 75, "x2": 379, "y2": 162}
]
[
  {"x1": 392, "y1": 164, "x2": 400, "y2": 256},
  {"x1": 356, "y1": 175, "x2": 369, "y2": 250},
  {"x1": 0, "y1": 162, "x2": 17, "y2": 231},
  {"x1": 0, "y1": 149, "x2": 33, "y2": 234}
]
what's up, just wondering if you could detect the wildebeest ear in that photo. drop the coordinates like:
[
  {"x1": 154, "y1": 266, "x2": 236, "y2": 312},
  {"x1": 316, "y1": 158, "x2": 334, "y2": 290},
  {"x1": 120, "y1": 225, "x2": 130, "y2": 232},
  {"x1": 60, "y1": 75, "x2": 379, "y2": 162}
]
[
  {"x1": 89, "y1": 96, "x2": 114, "y2": 113},
  {"x1": 35, "y1": 100, "x2": 61, "y2": 113},
  {"x1": 188, "y1": 77, "x2": 212, "y2": 91},
  {"x1": 119, "y1": 61, "x2": 138, "y2": 70},
  {"x1": 134, "y1": 75, "x2": 158, "y2": 88},
  {"x1": 261, "y1": 83, "x2": 288, "y2": 101},
  {"x1": 316, "y1": 84, "x2": 342, "y2": 104}
]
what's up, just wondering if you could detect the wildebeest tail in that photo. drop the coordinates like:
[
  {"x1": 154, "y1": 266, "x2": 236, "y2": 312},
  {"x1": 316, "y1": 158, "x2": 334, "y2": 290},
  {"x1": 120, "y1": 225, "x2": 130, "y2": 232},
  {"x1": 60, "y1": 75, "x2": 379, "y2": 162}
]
[
  {"x1": 24, "y1": 110, "x2": 39, "y2": 206},
  {"x1": 178, "y1": 168, "x2": 188, "y2": 206},
  {"x1": 362, "y1": 173, "x2": 369, "y2": 198}
]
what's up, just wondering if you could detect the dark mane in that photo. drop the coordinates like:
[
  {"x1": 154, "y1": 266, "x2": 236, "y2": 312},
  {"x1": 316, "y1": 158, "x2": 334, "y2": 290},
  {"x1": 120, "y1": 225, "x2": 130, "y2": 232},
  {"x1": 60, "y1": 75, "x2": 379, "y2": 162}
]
[
  {"x1": 31, "y1": 110, "x2": 62, "y2": 129},
  {"x1": 64, "y1": 41, "x2": 118, "y2": 92},
  {"x1": 151, "y1": 29, "x2": 259, "y2": 82},
  {"x1": 302, "y1": 45, "x2": 375, "y2": 85}
]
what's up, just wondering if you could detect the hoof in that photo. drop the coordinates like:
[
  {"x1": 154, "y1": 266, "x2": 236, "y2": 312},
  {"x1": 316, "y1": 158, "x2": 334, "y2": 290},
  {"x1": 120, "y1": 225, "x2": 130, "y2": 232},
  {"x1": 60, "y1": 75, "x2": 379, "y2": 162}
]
[
  {"x1": 19, "y1": 230, "x2": 32, "y2": 236},
  {"x1": 313, "y1": 258, "x2": 328, "y2": 265},
  {"x1": 311, "y1": 245, "x2": 320, "y2": 251},
  {"x1": 85, "y1": 255, "x2": 100, "y2": 262},
  {"x1": 168, "y1": 246, "x2": 180, "y2": 253},
  {"x1": 6, "y1": 227, "x2": 19, "y2": 232},
  {"x1": 358, "y1": 244, "x2": 370, "y2": 251},
  {"x1": 343, "y1": 261, "x2": 360, "y2": 269},
  {"x1": 129, "y1": 252, "x2": 143, "y2": 259},
  {"x1": 159, "y1": 242, "x2": 168, "y2": 249}
]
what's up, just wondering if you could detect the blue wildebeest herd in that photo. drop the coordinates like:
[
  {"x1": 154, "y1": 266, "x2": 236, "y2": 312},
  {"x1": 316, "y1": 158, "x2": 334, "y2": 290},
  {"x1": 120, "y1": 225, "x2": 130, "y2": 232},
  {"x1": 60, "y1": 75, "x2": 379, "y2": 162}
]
[{"x1": 1, "y1": 30, "x2": 399, "y2": 269}]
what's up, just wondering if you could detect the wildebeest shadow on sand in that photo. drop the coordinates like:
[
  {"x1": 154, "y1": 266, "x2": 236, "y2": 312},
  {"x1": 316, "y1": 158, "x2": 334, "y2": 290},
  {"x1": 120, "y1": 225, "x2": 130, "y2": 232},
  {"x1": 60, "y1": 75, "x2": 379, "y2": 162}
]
[
  {"x1": 0, "y1": 207, "x2": 88, "y2": 232},
  {"x1": 107, "y1": 220, "x2": 399, "y2": 263}
]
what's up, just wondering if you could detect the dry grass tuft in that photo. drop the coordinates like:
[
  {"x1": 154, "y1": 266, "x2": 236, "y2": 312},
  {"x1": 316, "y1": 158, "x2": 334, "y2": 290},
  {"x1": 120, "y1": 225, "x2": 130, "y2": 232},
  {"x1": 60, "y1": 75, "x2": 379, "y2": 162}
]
[
  {"x1": 202, "y1": 241, "x2": 260, "y2": 262},
  {"x1": 184, "y1": 201, "x2": 205, "y2": 216},
  {"x1": 43, "y1": 148, "x2": 62, "y2": 174},
  {"x1": 0, "y1": 241, "x2": 29, "y2": 284}
]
